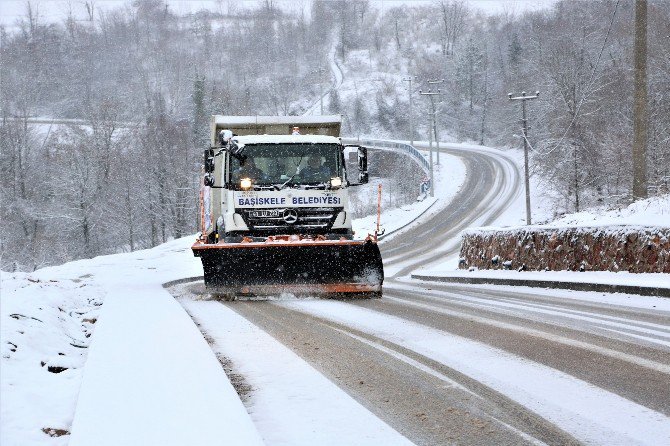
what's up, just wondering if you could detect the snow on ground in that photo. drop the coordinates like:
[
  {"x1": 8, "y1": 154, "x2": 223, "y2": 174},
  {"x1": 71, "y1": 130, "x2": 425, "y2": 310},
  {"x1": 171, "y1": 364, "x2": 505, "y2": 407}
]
[
  {"x1": 393, "y1": 276, "x2": 670, "y2": 313},
  {"x1": 180, "y1": 298, "x2": 415, "y2": 446},
  {"x1": 3, "y1": 132, "x2": 664, "y2": 445},
  {"x1": 1, "y1": 238, "x2": 264, "y2": 446},
  {"x1": 545, "y1": 193, "x2": 670, "y2": 228},
  {"x1": 467, "y1": 192, "x2": 670, "y2": 233},
  {"x1": 1, "y1": 271, "x2": 101, "y2": 446},
  {"x1": 281, "y1": 300, "x2": 670, "y2": 446}
]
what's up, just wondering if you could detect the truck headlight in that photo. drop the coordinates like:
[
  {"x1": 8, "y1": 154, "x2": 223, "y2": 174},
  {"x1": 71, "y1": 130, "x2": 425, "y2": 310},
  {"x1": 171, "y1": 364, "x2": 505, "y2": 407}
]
[
  {"x1": 240, "y1": 178, "x2": 252, "y2": 190},
  {"x1": 330, "y1": 177, "x2": 342, "y2": 188}
]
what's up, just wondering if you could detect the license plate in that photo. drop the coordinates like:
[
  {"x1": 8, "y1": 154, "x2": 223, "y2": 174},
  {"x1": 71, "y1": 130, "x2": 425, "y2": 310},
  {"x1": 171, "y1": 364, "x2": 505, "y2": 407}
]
[{"x1": 249, "y1": 210, "x2": 281, "y2": 218}]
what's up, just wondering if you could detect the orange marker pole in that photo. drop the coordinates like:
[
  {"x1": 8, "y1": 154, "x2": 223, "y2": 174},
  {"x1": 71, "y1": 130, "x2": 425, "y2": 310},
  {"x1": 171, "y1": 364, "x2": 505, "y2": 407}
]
[
  {"x1": 375, "y1": 183, "x2": 382, "y2": 241},
  {"x1": 199, "y1": 183, "x2": 206, "y2": 240}
]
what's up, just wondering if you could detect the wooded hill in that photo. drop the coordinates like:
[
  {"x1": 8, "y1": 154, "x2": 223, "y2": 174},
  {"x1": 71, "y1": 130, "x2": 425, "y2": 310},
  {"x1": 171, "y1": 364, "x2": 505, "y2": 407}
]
[{"x1": 2, "y1": 0, "x2": 668, "y2": 271}]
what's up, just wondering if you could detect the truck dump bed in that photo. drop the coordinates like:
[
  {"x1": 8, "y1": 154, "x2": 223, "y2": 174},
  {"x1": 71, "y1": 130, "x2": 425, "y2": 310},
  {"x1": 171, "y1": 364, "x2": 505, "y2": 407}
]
[{"x1": 211, "y1": 115, "x2": 342, "y2": 142}]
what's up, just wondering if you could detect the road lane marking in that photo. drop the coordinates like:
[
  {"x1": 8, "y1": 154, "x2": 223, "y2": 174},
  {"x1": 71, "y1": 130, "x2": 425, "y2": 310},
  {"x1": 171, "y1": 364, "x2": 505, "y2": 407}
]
[{"x1": 382, "y1": 292, "x2": 670, "y2": 374}]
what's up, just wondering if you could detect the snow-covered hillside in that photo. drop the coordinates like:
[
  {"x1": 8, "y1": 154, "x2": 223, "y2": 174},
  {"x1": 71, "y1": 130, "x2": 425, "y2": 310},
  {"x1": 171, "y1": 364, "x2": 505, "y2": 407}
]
[{"x1": 547, "y1": 194, "x2": 670, "y2": 228}]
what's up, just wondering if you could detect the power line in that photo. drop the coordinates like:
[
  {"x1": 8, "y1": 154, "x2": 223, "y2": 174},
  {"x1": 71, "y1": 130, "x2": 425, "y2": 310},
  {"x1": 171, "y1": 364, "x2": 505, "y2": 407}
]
[
  {"x1": 402, "y1": 76, "x2": 417, "y2": 146},
  {"x1": 538, "y1": 0, "x2": 621, "y2": 157},
  {"x1": 426, "y1": 79, "x2": 444, "y2": 166}
]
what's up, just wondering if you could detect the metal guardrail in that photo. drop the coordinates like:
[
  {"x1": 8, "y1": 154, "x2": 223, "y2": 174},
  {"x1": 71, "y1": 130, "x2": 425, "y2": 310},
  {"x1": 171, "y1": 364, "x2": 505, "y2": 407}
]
[{"x1": 341, "y1": 137, "x2": 430, "y2": 175}]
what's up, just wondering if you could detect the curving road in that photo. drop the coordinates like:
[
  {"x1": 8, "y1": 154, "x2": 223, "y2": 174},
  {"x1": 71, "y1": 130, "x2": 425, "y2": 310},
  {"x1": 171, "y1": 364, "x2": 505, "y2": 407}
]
[
  {"x1": 382, "y1": 145, "x2": 521, "y2": 278},
  {"x1": 176, "y1": 146, "x2": 670, "y2": 445}
]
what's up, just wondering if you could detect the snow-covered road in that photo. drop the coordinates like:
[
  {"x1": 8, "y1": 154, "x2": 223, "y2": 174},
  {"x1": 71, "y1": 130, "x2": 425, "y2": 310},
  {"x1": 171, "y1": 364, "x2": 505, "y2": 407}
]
[
  {"x1": 175, "y1": 280, "x2": 670, "y2": 445},
  {"x1": 381, "y1": 143, "x2": 523, "y2": 277},
  {"x1": 174, "y1": 144, "x2": 670, "y2": 445}
]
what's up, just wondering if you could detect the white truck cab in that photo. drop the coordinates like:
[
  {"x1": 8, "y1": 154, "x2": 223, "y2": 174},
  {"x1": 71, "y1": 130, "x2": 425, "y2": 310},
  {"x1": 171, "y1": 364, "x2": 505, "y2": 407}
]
[{"x1": 202, "y1": 116, "x2": 369, "y2": 243}]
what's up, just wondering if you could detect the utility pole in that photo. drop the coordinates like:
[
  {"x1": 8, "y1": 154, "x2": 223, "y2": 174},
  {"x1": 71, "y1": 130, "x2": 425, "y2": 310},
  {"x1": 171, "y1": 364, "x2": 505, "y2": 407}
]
[
  {"x1": 427, "y1": 79, "x2": 444, "y2": 165},
  {"x1": 402, "y1": 76, "x2": 417, "y2": 146},
  {"x1": 632, "y1": 0, "x2": 648, "y2": 200},
  {"x1": 419, "y1": 88, "x2": 442, "y2": 197},
  {"x1": 508, "y1": 90, "x2": 539, "y2": 225}
]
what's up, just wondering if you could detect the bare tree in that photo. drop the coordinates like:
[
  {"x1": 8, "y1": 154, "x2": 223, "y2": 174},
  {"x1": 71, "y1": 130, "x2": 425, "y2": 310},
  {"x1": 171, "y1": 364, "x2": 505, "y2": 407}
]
[{"x1": 438, "y1": 0, "x2": 467, "y2": 56}]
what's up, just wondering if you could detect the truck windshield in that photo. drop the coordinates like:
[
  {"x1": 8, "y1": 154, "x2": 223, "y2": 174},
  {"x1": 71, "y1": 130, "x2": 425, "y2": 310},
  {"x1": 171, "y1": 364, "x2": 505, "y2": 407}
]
[{"x1": 230, "y1": 143, "x2": 342, "y2": 187}]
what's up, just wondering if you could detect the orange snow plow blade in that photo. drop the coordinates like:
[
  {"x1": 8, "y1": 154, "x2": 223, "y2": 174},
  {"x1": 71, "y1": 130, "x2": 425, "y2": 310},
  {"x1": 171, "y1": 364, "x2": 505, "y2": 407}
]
[{"x1": 192, "y1": 236, "x2": 384, "y2": 298}]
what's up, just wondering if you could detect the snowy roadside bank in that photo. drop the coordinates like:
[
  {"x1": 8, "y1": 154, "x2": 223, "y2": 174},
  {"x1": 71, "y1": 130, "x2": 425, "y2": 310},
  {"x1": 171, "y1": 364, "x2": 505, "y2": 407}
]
[
  {"x1": 178, "y1": 294, "x2": 415, "y2": 446},
  {"x1": 1, "y1": 239, "x2": 263, "y2": 446},
  {"x1": 1, "y1": 271, "x2": 102, "y2": 445}
]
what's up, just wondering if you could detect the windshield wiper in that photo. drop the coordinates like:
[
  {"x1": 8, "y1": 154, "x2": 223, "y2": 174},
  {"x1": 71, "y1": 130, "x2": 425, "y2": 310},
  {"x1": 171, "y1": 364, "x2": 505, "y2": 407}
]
[
  {"x1": 304, "y1": 182, "x2": 328, "y2": 190},
  {"x1": 277, "y1": 153, "x2": 305, "y2": 190},
  {"x1": 277, "y1": 174, "x2": 297, "y2": 190}
]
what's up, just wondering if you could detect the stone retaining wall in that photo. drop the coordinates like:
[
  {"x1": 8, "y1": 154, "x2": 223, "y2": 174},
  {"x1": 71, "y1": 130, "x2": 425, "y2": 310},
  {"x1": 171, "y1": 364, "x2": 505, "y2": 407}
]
[{"x1": 459, "y1": 226, "x2": 670, "y2": 273}]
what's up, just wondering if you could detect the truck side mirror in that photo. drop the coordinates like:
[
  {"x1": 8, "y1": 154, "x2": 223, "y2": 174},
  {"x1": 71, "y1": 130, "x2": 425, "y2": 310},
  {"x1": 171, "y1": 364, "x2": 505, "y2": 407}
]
[
  {"x1": 204, "y1": 174, "x2": 215, "y2": 187},
  {"x1": 204, "y1": 148, "x2": 215, "y2": 173},
  {"x1": 358, "y1": 146, "x2": 369, "y2": 184},
  {"x1": 229, "y1": 142, "x2": 246, "y2": 162}
]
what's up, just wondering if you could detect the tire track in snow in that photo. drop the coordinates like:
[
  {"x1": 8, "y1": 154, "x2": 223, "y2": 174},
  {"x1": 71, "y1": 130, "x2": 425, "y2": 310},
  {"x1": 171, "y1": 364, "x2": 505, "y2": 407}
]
[
  {"x1": 386, "y1": 282, "x2": 670, "y2": 351},
  {"x1": 374, "y1": 287, "x2": 670, "y2": 414},
  {"x1": 422, "y1": 281, "x2": 670, "y2": 327},
  {"x1": 275, "y1": 299, "x2": 670, "y2": 445},
  {"x1": 176, "y1": 291, "x2": 416, "y2": 446},
  {"x1": 224, "y1": 299, "x2": 574, "y2": 446}
]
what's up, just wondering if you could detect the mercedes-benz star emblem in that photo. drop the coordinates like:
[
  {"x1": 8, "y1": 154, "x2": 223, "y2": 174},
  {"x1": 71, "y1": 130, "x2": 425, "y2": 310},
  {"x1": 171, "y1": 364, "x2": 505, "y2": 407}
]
[{"x1": 283, "y1": 209, "x2": 298, "y2": 224}]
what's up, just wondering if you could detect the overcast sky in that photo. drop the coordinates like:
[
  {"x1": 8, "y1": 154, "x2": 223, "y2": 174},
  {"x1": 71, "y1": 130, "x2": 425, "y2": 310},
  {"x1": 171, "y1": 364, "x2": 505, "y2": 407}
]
[{"x1": 0, "y1": 0, "x2": 558, "y2": 31}]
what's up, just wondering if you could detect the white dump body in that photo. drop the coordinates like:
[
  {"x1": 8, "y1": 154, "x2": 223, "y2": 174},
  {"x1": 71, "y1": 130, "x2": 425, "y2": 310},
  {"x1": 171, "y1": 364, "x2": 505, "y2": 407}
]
[
  {"x1": 233, "y1": 134, "x2": 341, "y2": 146},
  {"x1": 210, "y1": 115, "x2": 342, "y2": 144}
]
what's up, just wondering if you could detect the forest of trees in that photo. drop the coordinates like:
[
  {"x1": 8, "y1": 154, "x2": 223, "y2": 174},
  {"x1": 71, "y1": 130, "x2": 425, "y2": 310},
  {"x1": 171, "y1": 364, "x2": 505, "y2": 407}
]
[{"x1": 1, "y1": 0, "x2": 668, "y2": 271}]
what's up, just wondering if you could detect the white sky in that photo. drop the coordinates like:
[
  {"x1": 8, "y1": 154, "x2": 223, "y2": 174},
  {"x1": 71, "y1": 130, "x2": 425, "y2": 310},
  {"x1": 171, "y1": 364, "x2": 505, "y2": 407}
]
[{"x1": 0, "y1": 0, "x2": 558, "y2": 31}]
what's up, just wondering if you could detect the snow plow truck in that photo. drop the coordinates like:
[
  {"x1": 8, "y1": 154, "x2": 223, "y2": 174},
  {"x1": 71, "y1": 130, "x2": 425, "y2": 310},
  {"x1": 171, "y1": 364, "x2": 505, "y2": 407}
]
[{"x1": 191, "y1": 115, "x2": 384, "y2": 299}]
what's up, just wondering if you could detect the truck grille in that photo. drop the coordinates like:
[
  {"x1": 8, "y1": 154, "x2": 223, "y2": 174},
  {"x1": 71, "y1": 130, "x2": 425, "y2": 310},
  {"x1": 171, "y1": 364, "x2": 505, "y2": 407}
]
[{"x1": 240, "y1": 207, "x2": 341, "y2": 233}]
